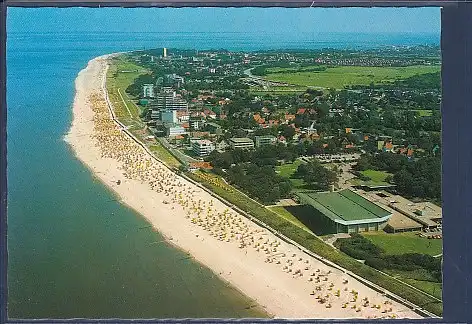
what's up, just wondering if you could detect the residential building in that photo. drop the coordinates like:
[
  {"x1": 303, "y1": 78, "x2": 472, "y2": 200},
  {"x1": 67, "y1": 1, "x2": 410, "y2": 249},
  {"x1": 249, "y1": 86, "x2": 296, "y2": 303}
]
[
  {"x1": 143, "y1": 84, "x2": 155, "y2": 98},
  {"x1": 254, "y1": 135, "x2": 277, "y2": 148},
  {"x1": 228, "y1": 137, "x2": 254, "y2": 150},
  {"x1": 192, "y1": 139, "x2": 215, "y2": 156},
  {"x1": 155, "y1": 87, "x2": 188, "y2": 111}
]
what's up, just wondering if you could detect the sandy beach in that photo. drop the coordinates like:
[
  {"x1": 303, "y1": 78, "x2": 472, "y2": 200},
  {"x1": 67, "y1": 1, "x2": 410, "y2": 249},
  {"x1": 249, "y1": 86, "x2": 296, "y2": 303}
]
[{"x1": 64, "y1": 54, "x2": 422, "y2": 319}]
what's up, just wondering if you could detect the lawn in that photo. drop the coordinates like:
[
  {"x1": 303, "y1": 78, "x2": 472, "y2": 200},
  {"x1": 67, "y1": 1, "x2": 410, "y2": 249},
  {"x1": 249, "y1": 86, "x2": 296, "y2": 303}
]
[
  {"x1": 275, "y1": 160, "x2": 307, "y2": 189},
  {"x1": 268, "y1": 206, "x2": 314, "y2": 234},
  {"x1": 362, "y1": 231, "x2": 443, "y2": 256},
  {"x1": 349, "y1": 169, "x2": 392, "y2": 187},
  {"x1": 276, "y1": 160, "x2": 302, "y2": 177},
  {"x1": 361, "y1": 170, "x2": 391, "y2": 183},
  {"x1": 149, "y1": 144, "x2": 181, "y2": 168},
  {"x1": 412, "y1": 109, "x2": 434, "y2": 117},
  {"x1": 264, "y1": 65, "x2": 441, "y2": 89}
]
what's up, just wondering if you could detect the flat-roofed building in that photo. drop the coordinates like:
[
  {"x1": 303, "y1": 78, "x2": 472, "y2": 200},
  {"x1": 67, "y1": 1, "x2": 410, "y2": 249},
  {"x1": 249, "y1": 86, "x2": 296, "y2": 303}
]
[
  {"x1": 192, "y1": 139, "x2": 215, "y2": 156},
  {"x1": 255, "y1": 135, "x2": 277, "y2": 148},
  {"x1": 165, "y1": 124, "x2": 186, "y2": 137},
  {"x1": 355, "y1": 189, "x2": 442, "y2": 231},
  {"x1": 155, "y1": 87, "x2": 188, "y2": 111},
  {"x1": 229, "y1": 137, "x2": 254, "y2": 150},
  {"x1": 296, "y1": 189, "x2": 392, "y2": 234}
]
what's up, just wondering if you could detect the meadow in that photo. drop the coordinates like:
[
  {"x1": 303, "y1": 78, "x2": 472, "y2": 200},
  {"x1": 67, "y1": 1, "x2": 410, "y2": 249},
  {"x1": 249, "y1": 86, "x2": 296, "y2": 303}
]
[
  {"x1": 264, "y1": 65, "x2": 441, "y2": 89},
  {"x1": 362, "y1": 231, "x2": 443, "y2": 256}
]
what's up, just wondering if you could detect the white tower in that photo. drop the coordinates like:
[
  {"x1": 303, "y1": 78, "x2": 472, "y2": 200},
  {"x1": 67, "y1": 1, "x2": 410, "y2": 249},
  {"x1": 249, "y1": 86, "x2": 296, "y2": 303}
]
[{"x1": 163, "y1": 48, "x2": 167, "y2": 58}]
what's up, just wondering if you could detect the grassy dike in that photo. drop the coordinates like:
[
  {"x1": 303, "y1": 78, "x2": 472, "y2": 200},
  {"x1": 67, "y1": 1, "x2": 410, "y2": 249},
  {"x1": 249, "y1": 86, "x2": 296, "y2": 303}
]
[{"x1": 186, "y1": 172, "x2": 443, "y2": 316}]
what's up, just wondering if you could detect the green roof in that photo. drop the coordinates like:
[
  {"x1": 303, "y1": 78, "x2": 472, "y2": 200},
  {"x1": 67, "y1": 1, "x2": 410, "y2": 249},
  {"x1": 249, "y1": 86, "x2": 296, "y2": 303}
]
[{"x1": 297, "y1": 189, "x2": 391, "y2": 224}]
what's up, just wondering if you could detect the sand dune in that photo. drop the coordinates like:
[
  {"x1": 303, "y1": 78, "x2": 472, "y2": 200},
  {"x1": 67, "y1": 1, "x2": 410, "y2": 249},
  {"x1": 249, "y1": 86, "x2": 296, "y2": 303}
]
[{"x1": 64, "y1": 54, "x2": 422, "y2": 319}]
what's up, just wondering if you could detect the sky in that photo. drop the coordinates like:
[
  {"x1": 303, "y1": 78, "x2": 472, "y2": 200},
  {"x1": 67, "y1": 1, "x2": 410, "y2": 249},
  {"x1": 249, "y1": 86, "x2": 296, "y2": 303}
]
[{"x1": 7, "y1": 7, "x2": 440, "y2": 34}]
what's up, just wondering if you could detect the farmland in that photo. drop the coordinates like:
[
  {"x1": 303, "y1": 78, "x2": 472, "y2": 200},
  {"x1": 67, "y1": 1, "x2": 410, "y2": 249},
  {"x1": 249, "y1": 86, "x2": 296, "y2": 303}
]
[{"x1": 263, "y1": 65, "x2": 441, "y2": 89}]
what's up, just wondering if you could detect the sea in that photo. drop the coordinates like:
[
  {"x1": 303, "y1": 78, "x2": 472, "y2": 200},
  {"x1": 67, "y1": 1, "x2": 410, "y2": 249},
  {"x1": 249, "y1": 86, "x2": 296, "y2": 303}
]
[{"x1": 6, "y1": 8, "x2": 440, "y2": 319}]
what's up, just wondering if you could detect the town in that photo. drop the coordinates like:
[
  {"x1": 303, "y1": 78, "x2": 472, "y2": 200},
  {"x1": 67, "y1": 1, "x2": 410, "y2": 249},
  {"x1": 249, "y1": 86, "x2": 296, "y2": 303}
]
[{"x1": 106, "y1": 45, "x2": 443, "y2": 315}]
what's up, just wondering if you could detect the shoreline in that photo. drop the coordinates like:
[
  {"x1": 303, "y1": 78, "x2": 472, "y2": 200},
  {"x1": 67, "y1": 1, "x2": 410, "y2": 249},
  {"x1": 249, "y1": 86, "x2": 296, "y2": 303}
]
[{"x1": 64, "y1": 54, "x2": 422, "y2": 319}]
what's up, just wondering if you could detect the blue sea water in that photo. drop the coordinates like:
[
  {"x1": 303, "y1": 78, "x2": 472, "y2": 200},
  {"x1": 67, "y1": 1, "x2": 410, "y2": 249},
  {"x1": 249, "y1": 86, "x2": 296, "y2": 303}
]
[{"x1": 6, "y1": 8, "x2": 439, "y2": 319}]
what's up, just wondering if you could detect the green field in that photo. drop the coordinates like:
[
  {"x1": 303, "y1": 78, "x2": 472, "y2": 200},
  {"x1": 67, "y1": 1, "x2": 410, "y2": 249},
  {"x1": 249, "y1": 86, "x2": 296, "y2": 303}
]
[
  {"x1": 362, "y1": 231, "x2": 443, "y2": 256},
  {"x1": 264, "y1": 65, "x2": 441, "y2": 89}
]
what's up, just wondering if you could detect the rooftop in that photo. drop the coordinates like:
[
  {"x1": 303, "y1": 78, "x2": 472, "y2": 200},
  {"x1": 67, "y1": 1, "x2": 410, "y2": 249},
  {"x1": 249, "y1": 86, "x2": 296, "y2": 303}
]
[
  {"x1": 229, "y1": 137, "x2": 254, "y2": 143},
  {"x1": 297, "y1": 189, "x2": 391, "y2": 225}
]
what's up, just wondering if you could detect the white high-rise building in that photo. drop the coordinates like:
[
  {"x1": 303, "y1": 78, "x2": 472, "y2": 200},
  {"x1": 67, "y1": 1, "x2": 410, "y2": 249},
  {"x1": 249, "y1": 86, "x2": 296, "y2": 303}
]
[{"x1": 142, "y1": 84, "x2": 155, "y2": 98}]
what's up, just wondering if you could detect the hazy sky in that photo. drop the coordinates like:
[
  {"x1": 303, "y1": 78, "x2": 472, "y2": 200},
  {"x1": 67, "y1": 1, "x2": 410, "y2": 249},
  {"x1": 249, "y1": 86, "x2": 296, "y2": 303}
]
[{"x1": 8, "y1": 7, "x2": 440, "y2": 34}]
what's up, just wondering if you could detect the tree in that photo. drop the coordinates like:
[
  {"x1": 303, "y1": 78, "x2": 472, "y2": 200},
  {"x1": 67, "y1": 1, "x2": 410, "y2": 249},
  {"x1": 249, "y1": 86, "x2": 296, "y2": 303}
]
[
  {"x1": 295, "y1": 161, "x2": 338, "y2": 191},
  {"x1": 279, "y1": 124, "x2": 296, "y2": 140}
]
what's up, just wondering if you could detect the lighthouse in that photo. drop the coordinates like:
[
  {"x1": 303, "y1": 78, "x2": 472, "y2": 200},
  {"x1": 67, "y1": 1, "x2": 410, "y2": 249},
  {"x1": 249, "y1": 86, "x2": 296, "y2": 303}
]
[{"x1": 163, "y1": 48, "x2": 167, "y2": 58}]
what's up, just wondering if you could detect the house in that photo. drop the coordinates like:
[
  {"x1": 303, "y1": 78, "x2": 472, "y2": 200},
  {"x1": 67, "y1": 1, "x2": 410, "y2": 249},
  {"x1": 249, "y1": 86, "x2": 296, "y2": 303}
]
[
  {"x1": 189, "y1": 161, "x2": 213, "y2": 172},
  {"x1": 203, "y1": 109, "x2": 217, "y2": 119},
  {"x1": 216, "y1": 140, "x2": 229, "y2": 152},
  {"x1": 297, "y1": 108, "x2": 306, "y2": 115},
  {"x1": 285, "y1": 114, "x2": 296, "y2": 122},
  {"x1": 277, "y1": 135, "x2": 287, "y2": 144},
  {"x1": 253, "y1": 114, "x2": 265, "y2": 125}
]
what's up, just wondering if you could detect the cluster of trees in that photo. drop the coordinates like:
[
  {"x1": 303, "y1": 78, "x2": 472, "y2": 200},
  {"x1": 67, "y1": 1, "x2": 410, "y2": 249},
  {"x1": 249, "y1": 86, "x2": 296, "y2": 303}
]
[
  {"x1": 354, "y1": 152, "x2": 441, "y2": 200},
  {"x1": 294, "y1": 160, "x2": 338, "y2": 191},
  {"x1": 337, "y1": 234, "x2": 441, "y2": 283},
  {"x1": 207, "y1": 145, "x2": 298, "y2": 169},
  {"x1": 225, "y1": 164, "x2": 292, "y2": 204},
  {"x1": 125, "y1": 74, "x2": 155, "y2": 97}
]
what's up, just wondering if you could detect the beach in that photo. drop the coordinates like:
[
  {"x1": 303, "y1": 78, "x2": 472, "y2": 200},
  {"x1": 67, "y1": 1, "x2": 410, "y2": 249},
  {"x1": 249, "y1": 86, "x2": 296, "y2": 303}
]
[{"x1": 64, "y1": 54, "x2": 422, "y2": 319}]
